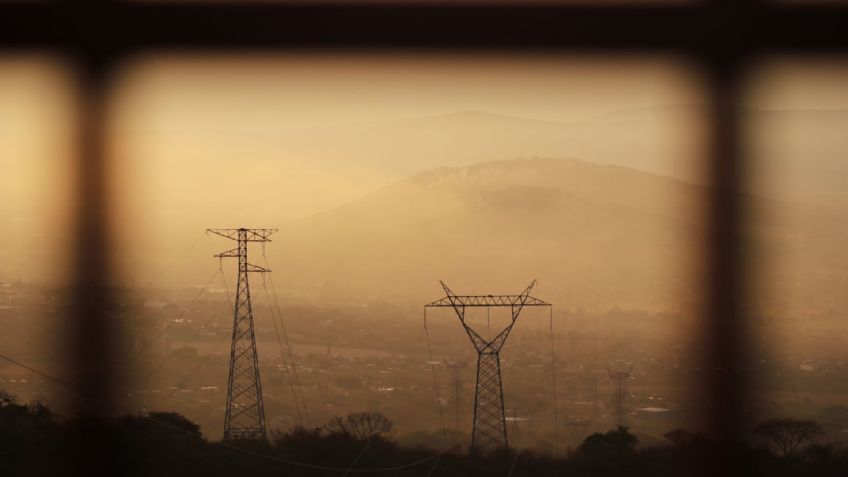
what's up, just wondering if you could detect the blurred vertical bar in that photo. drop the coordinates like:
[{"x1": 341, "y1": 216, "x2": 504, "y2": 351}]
[
  {"x1": 69, "y1": 57, "x2": 119, "y2": 475},
  {"x1": 694, "y1": 4, "x2": 752, "y2": 475},
  {"x1": 703, "y1": 57, "x2": 749, "y2": 472}
]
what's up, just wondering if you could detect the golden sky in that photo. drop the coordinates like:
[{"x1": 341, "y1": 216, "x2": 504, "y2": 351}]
[{"x1": 4, "y1": 53, "x2": 847, "y2": 289}]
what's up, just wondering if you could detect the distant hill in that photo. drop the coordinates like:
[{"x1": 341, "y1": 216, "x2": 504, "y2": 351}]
[
  {"x1": 277, "y1": 158, "x2": 848, "y2": 314},
  {"x1": 287, "y1": 106, "x2": 848, "y2": 204},
  {"x1": 279, "y1": 158, "x2": 706, "y2": 310},
  {"x1": 296, "y1": 108, "x2": 706, "y2": 183}
]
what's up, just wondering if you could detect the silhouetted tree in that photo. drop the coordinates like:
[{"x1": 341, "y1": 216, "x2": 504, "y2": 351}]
[
  {"x1": 0, "y1": 389, "x2": 15, "y2": 406},
  {"x1": 324, "y1": 412, "x2": 394, "y2": 440},
  {"x1": 663, "y1": 428, "x2": 701, "y2": 447},
  {"x1": 271, "y1": 425, "x2": 324, "y2": 454},
  {"x1": 0, "y1": 389, "x2": 60, "y2": 451},
  {"x1": 148, "y1": 411, "x2": 202, "y2": 438},
  {"x1": 755, "y1": 418, "x2": 823, "y2": 458},
  {"x1": 9, "y1": 394, "x2": 848, "y2": 477},
  {"x1": 578, "y1": 426, "x2": 638, "y2": 457}
]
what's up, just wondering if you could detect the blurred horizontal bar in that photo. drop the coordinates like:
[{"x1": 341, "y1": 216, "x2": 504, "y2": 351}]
[{"x1": 0, "y1": 4, "x2": 847, "y2": 52}]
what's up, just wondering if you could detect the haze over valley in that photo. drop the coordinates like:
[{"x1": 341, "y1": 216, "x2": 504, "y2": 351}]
[{"x1": 3, "y1": 56, "x2": 848, "y2": 453}]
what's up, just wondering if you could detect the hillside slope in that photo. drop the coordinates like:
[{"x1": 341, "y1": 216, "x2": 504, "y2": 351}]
[
  {"x1": 275, "y1": 158, "x2": 848, "y2": 315},
  {"x1": 278, "y1": 159, "x2": 709, "y2": 309}
]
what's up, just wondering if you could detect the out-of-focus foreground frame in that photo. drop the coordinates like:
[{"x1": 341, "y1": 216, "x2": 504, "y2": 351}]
[{"x1": 1, "y1": 0, "x2": 847, "y2": 475}]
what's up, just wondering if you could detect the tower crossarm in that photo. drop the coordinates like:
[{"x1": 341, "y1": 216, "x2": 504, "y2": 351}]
[
  {"x1": 214, "y1": 248, "x2": 240, "y2": 258},
  {"x1": 206, "y1": 228, "x2": 277, "y2": 242},
  {"x1": 244, "y1": 263, "x2": 271, "y2": 273},
  {"x1": 425, "y1": 295, "x2": 550, "y2": 307},
  {"x1": 424, "y1": 280, "x2": 553, "y2": 452},
  {"x1": 512, "y1": 279, "x2": 538, "y2": 320},
  {"x1": 426, "y1": 281, "x2": 551, "y2": 354},
  {"x1": 213, "y1": 250, "x2": 271, "y2": 273}
]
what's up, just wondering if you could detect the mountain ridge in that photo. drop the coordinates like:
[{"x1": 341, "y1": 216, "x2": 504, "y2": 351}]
[{"x1": 276, "y1": 157, "x2": 847, "y2": 315}]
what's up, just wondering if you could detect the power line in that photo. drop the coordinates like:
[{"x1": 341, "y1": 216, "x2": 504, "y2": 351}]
[
  {"x1": 261, "y1": 243, "x2": 312, "y2": 426},
  {"x1": 146, "y1": 331, "x2": 230, "y2": 412},
  {"x1": 267, "y1": 274, "x2": 308, "y2": 416},
  {"x1": 548, "y1": 306, "x2": 560, "y2": 457},
  {"x1": 1, "y1": 277, "x2": 232, "y2": 414},
  {"x1": 0, "y1": 350, "x2": 470, "y2": 472},
  {"x1": 126, "y1": 268, "x2": 221, "y2": 365},
  {"x1": 209, "y1": 427, "x2": 470, "y2": 473},
  {"x1": 148, "y1": 230, "x2": 207, "y2": 288},
  {"x1": 134, "y1": 295, "x2": 231, "y2": 392},
  {"x1": 0, "y1": 289, "x2": 234, "y2": 459},
  {"x1": 342, "y1": 436, "x2": 373, "y2": 477},
  {"x1": 423, "y1": 307, "x2": 450, "y2": 444},
  {"x1": 506, "y1": 448, "x2": 522, "y2": 477},
  {"x1": 0, "y1": 426, "x2": 63, "y2": 457},
  {"x1": 487, "y1": 307, "x2": 491, "y2": 340},
  {"x1": 425, "y1": 454, "x2": 441, "y2": 477},
  {"x1": 210, "y1": 429, "x2": 469, "y2": 474},
  {"x1": 108, "y1": 231, "x2": 215, "y2": 395},
  {"x1": 0, "y1": 353, "x2": 75, "y2": 393},
  {"x1": 261, "y1": 272, "x2": 306, "y2": 427}
]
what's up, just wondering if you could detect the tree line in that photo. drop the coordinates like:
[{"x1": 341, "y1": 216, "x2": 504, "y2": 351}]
[{"x1": 1, "y1": 390, "x2": 846, "y2": 476}]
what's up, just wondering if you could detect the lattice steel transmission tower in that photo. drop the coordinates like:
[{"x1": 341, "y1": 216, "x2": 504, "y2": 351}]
[
  {"x1": 426, "y1": 280, "x2": 551, "y2": 452},
  {"x1": 208, "y1": 228, "x2": 277, "y2": 441},
  {"x1": 608, "y1": 362, "x2": 634, "y2": 429}
]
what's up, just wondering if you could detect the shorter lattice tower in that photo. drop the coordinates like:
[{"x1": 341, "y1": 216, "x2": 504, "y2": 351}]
[
  {"x1": 607, "y1": 362, "x2": 634, "y2": 429},
  {"x1": 426, "y1": 280, "x2": 551, "y2": 452}
]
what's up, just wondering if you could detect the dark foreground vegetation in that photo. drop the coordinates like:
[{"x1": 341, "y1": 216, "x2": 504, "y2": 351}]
[{"x1": 2, "y1": 392, "x2": 847, "y2": 477}]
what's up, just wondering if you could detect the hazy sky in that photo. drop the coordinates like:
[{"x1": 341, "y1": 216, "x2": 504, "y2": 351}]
[
  {"x1": 0, "y1": 58, "x2": 74, "y2": 284},
  {"x1": 746, "y1": 59, "x2": 848, "y2": 111},
  {"x1": 114, "y1": 54, "x2": 700, "y2": 124},
  {"x1": 3, "y1": 54, "x2": 848, "y2": 286},
  {"x1": 108, "y1": 53, "x2": 703, "y2": 222}
]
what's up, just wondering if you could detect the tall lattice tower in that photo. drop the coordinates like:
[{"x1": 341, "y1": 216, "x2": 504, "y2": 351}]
[
  {"x1": 208, "y1": 228, "x2": 277, "y2": 441},
  {"x1": 608, "y1": 362, "x2": 634, "y2": 429},
  {"x1": 426, "y1": 280, "x2": 551, "y2": 452}
]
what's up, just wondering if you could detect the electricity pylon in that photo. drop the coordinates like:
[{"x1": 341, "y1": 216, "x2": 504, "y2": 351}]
[
  {"x1": 207, "y1": 228, "x2": 277, "y2": 441},
  {"x1": 426, "y1": 280, "x2": 551, "y2": 452},
  {"x1": 608, "y1": 362, "x2": 634, "y2": 429}
]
